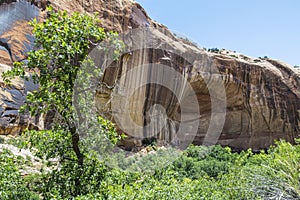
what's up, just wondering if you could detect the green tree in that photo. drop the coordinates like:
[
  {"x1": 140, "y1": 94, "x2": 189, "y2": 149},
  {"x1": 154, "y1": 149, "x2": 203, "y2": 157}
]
[{"x1": 3, "y1": 7, "x2": 122, "y2": 196}]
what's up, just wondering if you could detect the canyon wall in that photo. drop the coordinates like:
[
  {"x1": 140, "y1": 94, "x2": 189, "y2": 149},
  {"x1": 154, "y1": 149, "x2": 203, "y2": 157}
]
[{"x1": 0, "y1": 0, "x2": 299, "y2": 150}]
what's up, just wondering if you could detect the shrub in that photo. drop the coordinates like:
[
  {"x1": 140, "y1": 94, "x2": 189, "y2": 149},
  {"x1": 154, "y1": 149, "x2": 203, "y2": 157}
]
[{"x1": 0, "y1": 149, "x2": 39, "y2": 200}]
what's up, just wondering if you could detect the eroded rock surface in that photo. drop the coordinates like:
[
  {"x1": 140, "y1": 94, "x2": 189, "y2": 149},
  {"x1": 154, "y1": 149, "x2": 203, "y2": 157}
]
[
  {"x1": 0, "y1": 0, "x2": 299, "y2": 150},
  {"x1": 95, "y1": 30, "x2": 300, "y2": 150},
  {"x1": 0, "y1": 64, "x2": 38, "y2": 135}
]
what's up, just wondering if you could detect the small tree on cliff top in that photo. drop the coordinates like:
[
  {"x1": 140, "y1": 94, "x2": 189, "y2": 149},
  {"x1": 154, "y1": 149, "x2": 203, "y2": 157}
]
[{"x1": 3, "y1": 7, "x2": 122, "y2": 195}]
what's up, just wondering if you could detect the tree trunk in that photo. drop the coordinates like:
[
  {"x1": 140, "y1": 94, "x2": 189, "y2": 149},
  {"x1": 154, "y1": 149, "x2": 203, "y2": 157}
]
[{"x1": 70, "y1": 125, "x2": 83, "y2": 196}]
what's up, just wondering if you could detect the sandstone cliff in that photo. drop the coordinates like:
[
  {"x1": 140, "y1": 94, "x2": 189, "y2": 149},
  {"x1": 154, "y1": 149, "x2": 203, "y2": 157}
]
[{"x1": 0, "y1": 0, "x2": 299, "y2": 150}]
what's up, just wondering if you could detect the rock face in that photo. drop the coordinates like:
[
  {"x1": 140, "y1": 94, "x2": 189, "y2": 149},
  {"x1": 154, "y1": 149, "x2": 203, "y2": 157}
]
[
  {"x1": 0, "y1": 64, "x2": 38, "y2": 135},
  {"x1": 0, "y1": 0, "x2": 40, "y2": 135},
  {"x1": 210, "y1": 54, "x2": 300, "y2": 150},
  {"x1": 0, "y1": 0, "x2": 299, "y2": 150},
  {"x1": 96, "y1": 31, "x2": 300, "y2": 151},
  {"x1": 0, "y1": 0, "x2": 39, "y2": 65}
]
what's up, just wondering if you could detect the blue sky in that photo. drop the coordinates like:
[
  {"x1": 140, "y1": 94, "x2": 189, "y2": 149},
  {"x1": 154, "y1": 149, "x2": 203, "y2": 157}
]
[{"x1": 136, "y1": 0, "x2": 300, "y2": 66}]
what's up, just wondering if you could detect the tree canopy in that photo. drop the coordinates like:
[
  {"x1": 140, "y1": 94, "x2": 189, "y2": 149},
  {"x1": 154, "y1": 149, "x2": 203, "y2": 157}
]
[{"x1": 3, "y1": 7, "x2": 121, "y2": 196}]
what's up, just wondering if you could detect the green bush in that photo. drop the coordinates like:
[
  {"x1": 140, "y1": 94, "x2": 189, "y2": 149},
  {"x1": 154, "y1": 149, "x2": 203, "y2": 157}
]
[
  {"x1": 170, "y1": 145, "x2": 238, "y2": 179},
  {"x1": 0, "y1": 149, "x2": 39, "y2": 200},
  {"x1": 5, "y1": 135, "x2": 300, "y2": 199}
]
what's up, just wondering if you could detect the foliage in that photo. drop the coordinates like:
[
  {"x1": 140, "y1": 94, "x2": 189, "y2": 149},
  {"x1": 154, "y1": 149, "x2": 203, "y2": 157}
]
[
  {"x1": 8, "y1": 128, "x2": 72, "y2": 161},
  {"x1": 97, "y1": 116, "x2": 125, "y2": 146},
  {"x1": 170, "y1": 145, "x2": 238, "y2": 179},
  {"x1": 207, "y1": 48, "x2": 220, "y2": 53},
  {"x1": 259, "y1": 56, "x2": 269, "y2": 59},
  {"x1": 2, "y1": 7, "x2": 124, "y2": 198},
  {"x1": 4, "y1": 8, "x2": 106, "y2": 119},
  {"x1": 4, "y1": 131, "x2": 300, "y2": 199},
  {"x1": 0, "y1": 149, "x2": 39, "y2": 200},
  {"x1": 0, "y1": 136, "x2": 4, "y2": 144},
  {"x1": 2, "y1": 7, "x2": 123, "y2": 146},
  {"x1": 245, "y1": 140, "x2": 300, "y2": 199}
]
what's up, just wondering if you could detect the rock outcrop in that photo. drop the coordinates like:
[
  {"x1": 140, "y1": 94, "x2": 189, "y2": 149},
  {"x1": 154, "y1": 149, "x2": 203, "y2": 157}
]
[
  {"x1": 0, "y1": 64, "x2": 38, "y2": 135},
  {"x1": 0, "y1": 0, "x2": 299, "y2": 150}
]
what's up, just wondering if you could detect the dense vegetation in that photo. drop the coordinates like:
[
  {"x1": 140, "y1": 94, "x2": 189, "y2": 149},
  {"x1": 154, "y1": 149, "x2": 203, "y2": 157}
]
[
  {"x1": 1, "y1": 7, "x2": 300, "y2": 200},
  {"x1": 2, "y1": 133, "x2": 300, "y2": 199}
]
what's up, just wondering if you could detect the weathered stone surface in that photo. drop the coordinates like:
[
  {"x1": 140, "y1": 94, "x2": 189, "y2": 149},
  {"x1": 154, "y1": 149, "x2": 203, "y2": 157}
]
[
  {"x1": 96, "y1": 31, "x2": 300, "y2": 151},
  {"x1": 0, "y1": 0, "x2": 39, "y2": 65},
  {"x1": 210, "y1": 53, "x2": 300, "y2": 150},
  {"x1": 0, "y1": 0, "x2": 299, "y2": 150},
  {"x1": 0, "y1": 64, "x2": 38, "y2": 135}
]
